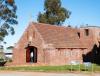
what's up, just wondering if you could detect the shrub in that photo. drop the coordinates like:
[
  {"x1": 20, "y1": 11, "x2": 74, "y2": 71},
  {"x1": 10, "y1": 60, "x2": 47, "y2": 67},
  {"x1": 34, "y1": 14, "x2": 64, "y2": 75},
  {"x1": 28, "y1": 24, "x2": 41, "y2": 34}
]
[{"x1": 0, "y1": 58, "x2": 6, "y2": 66}]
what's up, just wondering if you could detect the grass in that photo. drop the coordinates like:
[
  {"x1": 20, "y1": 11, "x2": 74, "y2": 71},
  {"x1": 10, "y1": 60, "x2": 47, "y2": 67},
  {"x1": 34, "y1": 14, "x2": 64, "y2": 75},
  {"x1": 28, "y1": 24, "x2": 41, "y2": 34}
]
[{"x1": 0, "y1": 64, "x2": 100, "y2": 72}]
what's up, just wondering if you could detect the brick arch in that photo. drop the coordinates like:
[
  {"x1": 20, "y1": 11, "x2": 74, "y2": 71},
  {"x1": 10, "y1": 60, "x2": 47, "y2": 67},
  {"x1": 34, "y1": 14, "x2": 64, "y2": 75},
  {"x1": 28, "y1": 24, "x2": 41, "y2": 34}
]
[{"x1": 26, "y1": 46, "x2": 37, "y2": 63}]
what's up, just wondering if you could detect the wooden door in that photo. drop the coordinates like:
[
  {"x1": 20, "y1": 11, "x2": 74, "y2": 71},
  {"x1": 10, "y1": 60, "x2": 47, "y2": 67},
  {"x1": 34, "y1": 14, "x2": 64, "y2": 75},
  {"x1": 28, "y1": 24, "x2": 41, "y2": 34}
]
[{"x1": 26, "y1": 48, "x2": 30, "y2": 62}]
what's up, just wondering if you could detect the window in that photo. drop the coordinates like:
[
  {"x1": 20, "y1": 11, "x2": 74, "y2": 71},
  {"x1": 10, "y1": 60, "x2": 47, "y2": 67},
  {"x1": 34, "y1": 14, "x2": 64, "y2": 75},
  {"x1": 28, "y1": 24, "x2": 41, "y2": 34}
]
[
  {"x1": 77, "y1": 32, "x2": 80, "y2": 38},
  {"x1": 85, "y1": 29, "x2": 89, "y2": 36}
]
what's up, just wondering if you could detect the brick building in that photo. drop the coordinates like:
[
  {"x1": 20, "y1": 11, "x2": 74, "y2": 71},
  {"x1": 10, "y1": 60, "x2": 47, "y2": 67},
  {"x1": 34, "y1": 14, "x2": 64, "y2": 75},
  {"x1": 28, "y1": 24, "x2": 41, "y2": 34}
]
[{"x1": 12, "y1": 22, "x2": 100, "y2": 66}]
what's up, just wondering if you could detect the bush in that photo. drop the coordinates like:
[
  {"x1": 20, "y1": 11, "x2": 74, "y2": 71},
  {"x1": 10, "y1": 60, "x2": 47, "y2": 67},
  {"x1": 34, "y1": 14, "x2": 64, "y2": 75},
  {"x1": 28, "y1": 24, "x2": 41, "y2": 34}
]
[{"x1": 0, "y1": 58, "x2": 6, "y2": 66}]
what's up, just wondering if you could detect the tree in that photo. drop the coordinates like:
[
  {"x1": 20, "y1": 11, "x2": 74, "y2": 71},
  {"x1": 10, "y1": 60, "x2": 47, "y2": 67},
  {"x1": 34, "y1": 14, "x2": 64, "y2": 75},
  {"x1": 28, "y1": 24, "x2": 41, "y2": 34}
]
[
  {"x1": 37, "y1": 0, "x2": 71, "y2": 26},
  {"x1": 0, "y1": 0, "x2": 18, "y2": 41},
  {"x1": 6, "y1": 45, "x2": 14, "y2": 50}
]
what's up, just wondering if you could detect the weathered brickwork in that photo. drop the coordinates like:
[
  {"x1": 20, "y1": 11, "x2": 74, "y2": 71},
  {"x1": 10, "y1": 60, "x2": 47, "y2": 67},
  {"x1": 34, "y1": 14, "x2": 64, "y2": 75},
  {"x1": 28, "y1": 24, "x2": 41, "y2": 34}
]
[{"x1": 12, "y1": 22, "x2": 100, "y2": 66}]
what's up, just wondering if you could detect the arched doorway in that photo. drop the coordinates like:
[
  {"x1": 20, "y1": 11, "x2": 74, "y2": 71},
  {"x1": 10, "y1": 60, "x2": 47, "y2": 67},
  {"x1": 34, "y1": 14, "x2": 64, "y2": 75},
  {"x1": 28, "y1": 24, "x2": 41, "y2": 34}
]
[{"x1": 26, "y1": 46, "x2": 37, "y2": 63}]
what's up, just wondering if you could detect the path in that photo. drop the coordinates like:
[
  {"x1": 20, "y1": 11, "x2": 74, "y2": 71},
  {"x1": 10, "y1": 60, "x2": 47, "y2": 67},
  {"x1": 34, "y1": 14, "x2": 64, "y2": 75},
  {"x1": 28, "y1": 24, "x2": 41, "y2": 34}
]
[{"x1": 0, "y1": 71, "x2": 99, "y2": 76}]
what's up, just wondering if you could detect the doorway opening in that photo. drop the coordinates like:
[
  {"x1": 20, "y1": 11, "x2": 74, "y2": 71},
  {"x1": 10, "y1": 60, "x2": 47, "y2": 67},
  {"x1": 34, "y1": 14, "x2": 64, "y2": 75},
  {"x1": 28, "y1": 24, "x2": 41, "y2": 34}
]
[{"x1": 26, "y1": 46, "x2": 37, "y2": 63}]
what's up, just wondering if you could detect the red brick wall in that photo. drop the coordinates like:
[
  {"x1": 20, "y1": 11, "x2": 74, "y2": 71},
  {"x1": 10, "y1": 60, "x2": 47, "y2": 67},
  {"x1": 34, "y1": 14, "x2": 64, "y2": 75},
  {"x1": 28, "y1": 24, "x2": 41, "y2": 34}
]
[
  {"x1": 13, "y1": 24, "x2": 100, "y2": 66},
  {"x1": 13, "y1": 23, "x2": 45, "y2": 65},
  {"x1": 44, "y1": 48, "x2": 86, "y2": 65},
  {"x1": 79, "y1": 27, "x2": 100, "y2": 53},
  {"x1": 79, "y1": 28, "x2": 95, "y2": 51}
]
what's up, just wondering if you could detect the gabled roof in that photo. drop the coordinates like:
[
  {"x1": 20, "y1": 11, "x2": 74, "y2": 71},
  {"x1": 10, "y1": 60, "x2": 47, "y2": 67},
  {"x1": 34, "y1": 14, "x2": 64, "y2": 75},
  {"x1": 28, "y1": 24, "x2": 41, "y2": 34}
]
[{"x1": 32, "y1": 22, "x2": 86, "y2": 49}]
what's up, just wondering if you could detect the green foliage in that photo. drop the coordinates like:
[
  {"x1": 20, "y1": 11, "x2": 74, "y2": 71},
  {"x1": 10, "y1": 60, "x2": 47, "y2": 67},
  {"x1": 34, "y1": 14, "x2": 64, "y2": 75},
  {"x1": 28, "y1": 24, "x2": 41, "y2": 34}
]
[
  {"x1": 37, "y1": 0, "x2": 71, "y2": 26},
  {"x1": 0, "y1": 57, "x2": 6, "y2": 66},
  {"x1": 0, "y1": 0, "x2": 18, "y2": 41},
  {"x1": 5, "y1": 57, "x2": 12, "y2": 62},
  {"x1": 6, "y1": 45, "x2": 14, "y2": 50},
  {"x1": 0, "y1": 57, "x2": 5, "y2": 62},
  {"x1": 0, "y1": 64, "x2": 100, "y2": 72},
  {"x1": 0, "y1": 45, "x2": 3, "y2": 49}
]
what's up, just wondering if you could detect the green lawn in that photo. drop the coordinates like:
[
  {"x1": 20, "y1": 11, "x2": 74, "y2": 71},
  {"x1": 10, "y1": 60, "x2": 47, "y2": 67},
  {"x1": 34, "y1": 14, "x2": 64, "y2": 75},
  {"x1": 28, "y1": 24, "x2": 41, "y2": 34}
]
[{"x1": 0, "y1": 64, "x2": 100, "y2": 72}]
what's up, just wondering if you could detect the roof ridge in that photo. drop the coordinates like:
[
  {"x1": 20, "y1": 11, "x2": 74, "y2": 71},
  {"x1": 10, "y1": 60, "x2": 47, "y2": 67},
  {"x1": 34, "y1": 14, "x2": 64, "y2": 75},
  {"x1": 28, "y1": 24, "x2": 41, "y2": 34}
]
[{"x1": 31, "y1": 22, "x2": 72, "y2": 29}]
